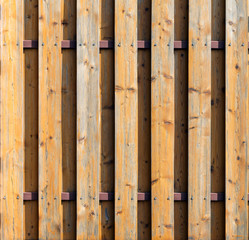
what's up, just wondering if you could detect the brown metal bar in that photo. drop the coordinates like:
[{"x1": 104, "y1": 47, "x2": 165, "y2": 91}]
[
  {"x1": 23, "y1": 40, "x2": 227, "y2": 50},
  {"x1": 23, "y1": 192, "x2": 228, "y2": 201}
]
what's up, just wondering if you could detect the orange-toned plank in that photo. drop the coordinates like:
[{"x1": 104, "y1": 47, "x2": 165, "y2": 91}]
[
  {"x1": 188, "y1": 0, "x2": 211, "y2": 238},
  {"x1": 115, "y1": 0, "x2": 138, "y2": 238},
  {"x1": 151, "y1": 0, "x2": 174, "y2": 238},
  {"x1": 24, "y1": 0, "x2": 38, "y2": 239},
  {"x1": 38, "y1": 1, "x2": 63, "y2": 239},
  {"x1": 1, "y1": 0, "x2": 24, "y2": 239},
  {"x1": 226, "y1": 0, "x2": 248, "y2": 238},
  {"x1": 77, "y1": 0, "x2": 100, "y2": 238}
]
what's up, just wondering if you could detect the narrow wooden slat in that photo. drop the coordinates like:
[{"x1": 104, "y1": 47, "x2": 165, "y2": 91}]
[
  {"x1": 0, "y1": 1, "x2": 24, "y2": 238},
  {"x1": 151, "y1": 0, "x2": 174, "y2": 239},
  {"x1": 115, "y1": 0, "x2": 138, "y2": 238},
  {"x1": 77, "y1": 0, "x2": 100, "y2": 238},
  {"x1": 226, "y1": 0, "x2": 248, "y2": 238},
  {"x1": 188, "y1": 0, "x2": 211, "y2": 238},
  {"x1": 38, "y1": 1, "x2": 62, "y2": 239}
]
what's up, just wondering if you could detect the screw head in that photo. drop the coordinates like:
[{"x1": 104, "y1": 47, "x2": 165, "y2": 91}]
[
  {"x1": 191, "y1": 196, "x2": 193, "y2": 200},
  {"x1": 3, "y1": 196, "x2": 6, "y2": 200},
  {"x1": 205, "y1": 43, "x2": 207, "y2": 46},
  {"x1": 131, "y1": 43, "x2": 134, "y2": 47},
  {"x1": 242, "y1": 43, "x2": 245, "y2": 46},
  {"x1": 228, "y1": 197, "x2": 231, "y2": 200},
  {"x1": 79, "y1": 43, "x2": 82, "y2": 46},
  {"x1": 93, "y1": 197, "x2": 96, "y2": 200},
  {"x1": 192, "y1": 43, "x2": 194, "y2": 46},
  {"x1": 92, "y1": 43, "x2": 95, "y2": 46},
  {"x1": 204, "y1": 197, "x2": 207, "y2": 200},
  {"x1": 42, "y1": 43, "x2": 44, "y2": 46},
  {"x1": 242, "y1": 196, "x2": 245, "y2": 200},
  {"x1": 167, "y1": 197, "x2": 170, "y2": 200},
  {"x1": 54, "y1": 197, "x2": 57, "y2": 200},
  {"x1": 131, "y1": 197, "x2": 134, "y2": 200},
  {"x1": 154, "y1": 43, "x2": 157, "y2": 47},
  {"x1": 118, "y1": 197, "x2": 120, "y2": 200},
  {"x1": 154, "y1": 197, "x2": 157, "y2": 200},
  {"x1": 118, "y1": 43, "x2": 121, "y2": 47},
  {"x1": 80, "y1": 197, "x2": 83, "y2": 200},
  {"x1": 54, "y1": 43, "x2": 58, "y2": 46},
  {"x1": 41, "y1": 196, "x2": 44, "y2": 199},
  {"x1": 228, "y1": 43, "x2": 231, "y2": 46},
  {"x1": 17, "y1": 196, "x2": 19, "y2": 199}
]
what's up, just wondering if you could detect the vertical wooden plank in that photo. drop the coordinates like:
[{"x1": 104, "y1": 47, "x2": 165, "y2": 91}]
[
  {"x1": 211, "y1": 0, "x2": 225, "y2": 239},
  {"x1": 24, "y1": 0, "x2": 38, "y2": 239},
  {"x1": 0, "y1": 0, "x2": 24, "y2": 239},
  {"x1": 151, "y1": 0, "x2": 174, "y2": 238},
  {"x1": 61, "y1": 0, "x2": 76, "y2": 239},
  {"x1": 226, "y1": 0, "x2": 248, "y2": 238},
  {"x1": 174, "y1": 0, "x2": 188, "y2": 238},
  {"x1": 77, "y1": 0, "x2": 100, "y2": 238},
  {"x1": 188, "y1": 0, "x2": 211, "y2": 238},
  {"x1": 138, "y1": 0, "x2": 151, "y2": 239},
  {"x1": 39, "y1": 1, "x2": 63, "y2": 239},
  {"x1": 115, "y1": 0, "x2": 138, "y2": 238},
  {"x1": 99, "y1": 0, "x2": 115, "y2": 238}
]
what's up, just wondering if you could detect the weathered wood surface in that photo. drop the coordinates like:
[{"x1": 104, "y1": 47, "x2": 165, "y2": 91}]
[
  {"x1": 61, "y1": 0, "x2": 76, "y2": 239},
  {"x1": 0, "y1": 0, "x2": 24, "y2": 239},
  {"x1": 24, "y1": 0, "x2": 39, "y2": 239},
  {"x1": 115, "y1": 0, "x2": 138, "y2": 238},
  {"x1": 138, "y1": 0, "x2": 151, "y2": 238},
  {"x1": 211, "y1": 0, "x2": 225, "y2": 239},
  {"x1": 151, "y1": 0, "x2": 174, "y2": 239},
  {"x1": 38, "y1": 1, "x2": 63, "y2": 239},
  {"x1": 226, "y1": 0, "x2": 248, "y2": 238},
  {"x1": 77, "y1": 0, "x2": 100, "y2": 238},
  {"x1": 188, "y1": 0, "x2": 211, "y2": 238}
]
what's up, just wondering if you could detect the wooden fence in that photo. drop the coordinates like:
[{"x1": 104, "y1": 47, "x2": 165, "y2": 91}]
[{"x1": 0, "y1": 0, "x2": 248, "y2": 239}]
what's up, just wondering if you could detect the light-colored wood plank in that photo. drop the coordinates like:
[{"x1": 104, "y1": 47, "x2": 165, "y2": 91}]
[
  {"x1": 188, "y1": 0, "x2": 211, "y2": 238},
  {"x1": 77, "y1": 0, "x2": 100, "y2": 238},
  {"x1": 226, "y1": 0, "x2": 248, "y2": 238},
  {"x1": 114, "y1": 0, "x2": 138, "y2": 238},
  {"x1": 151, "y1": 0, "x2": 174, "y2": 238},
  {"x1": 38, "y1": 1, "x2": 63, "y2": 239},
  {"x1": 24, "y1": 0, "x2": 39, "y2": 238},
  {"x1": 0, "y1": 0, "x2": 24, "y2": 239}
]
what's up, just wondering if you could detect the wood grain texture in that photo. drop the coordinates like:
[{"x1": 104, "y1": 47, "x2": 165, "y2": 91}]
[
  {"x1": 77, "y1": 0, "x2": 100, "y2": 238},
  {"x1": 0, "y1": 0, "x2": 24, "y2": 239},
  {"x1": 188, "y1": 0, "x2": 211, "y2": 238},
  {"x1": 226, "y1": 0, "x2": 248, "y2": 238},
  {"x1": 211, "y1": 0, "x2": 225, "y2": 239},
  {"x1": 151, "y1": 0, "x2": 174, "y2": 239},
  {"x1": 61, "y1": 0, "x2": 76, "y2": 239},
  {"x1": 174, "y1": 0, "x2": 188, "y2": 238},
  {"x1": 99, "y1": 0, "x2": 115, "y2": 238},
  {"x1": 39, "y1": 1, "x2": 63, "y2": 239},
  {"x1": 138, "y1": 0, "x2": 151, "y2": 239},
  {"x1": 24, "y1": 0, "x2": 39, "y2": 239},
  {"x1": 115, "y1": 0, "x2": 138, "y2": 238}
]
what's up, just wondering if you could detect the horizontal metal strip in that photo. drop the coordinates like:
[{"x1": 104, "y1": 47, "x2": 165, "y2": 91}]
[
  {"x1": 23, "y1": 40, "x2": 228, "y2": 49},
  {"x1": 23, "y1": 192, "x2": 229, "y2": 201}
]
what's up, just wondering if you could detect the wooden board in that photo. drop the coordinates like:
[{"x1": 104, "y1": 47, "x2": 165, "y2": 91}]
[
  {"x1": 211, "y1": 0, "x2": 225, "y2": 238},
  {"x1": 188, "y1": 0, "x2": 211, "y2": 238},
  {"x1": 174, "y1": 0, "x2": 188, "y2": 238},
  {"x1": 77, "y1": 0, "x2": 100, "y2": 238},
  {"x1": 99, "y1": 0, "x2": 115, "y2": 238},
  {"x1": 151, "y1": 0, "x2": 174, "y2": 239},
  {"x1": 0, "y1": 0, "x2": 24, "y2": 239},
  {"x1": 226, "y1": 0, "x2": 248, "y2": 238},
  {"x1": 114, "y1": 0, "x2": 138, "y2": 238},
  {"x1": 61, "y1": 1, "x2": 76, "y2": 239},
  {"x1": 138, "y1": 0, "x2": 151, "y2": 238},
  {"x1": 24, "y1": 0, "x2": 39, "y2": 239},
  {"x1": 38, "y1": 1, "x2": 62, "y2": 239}
]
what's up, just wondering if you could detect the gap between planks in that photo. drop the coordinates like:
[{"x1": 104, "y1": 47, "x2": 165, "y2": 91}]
[
  {"x1": 22, "y1": 192, "x2": 239, "y2": 201},
  {"x1": 23, "y1": 40, "x2": 229, "y2": 49}
]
